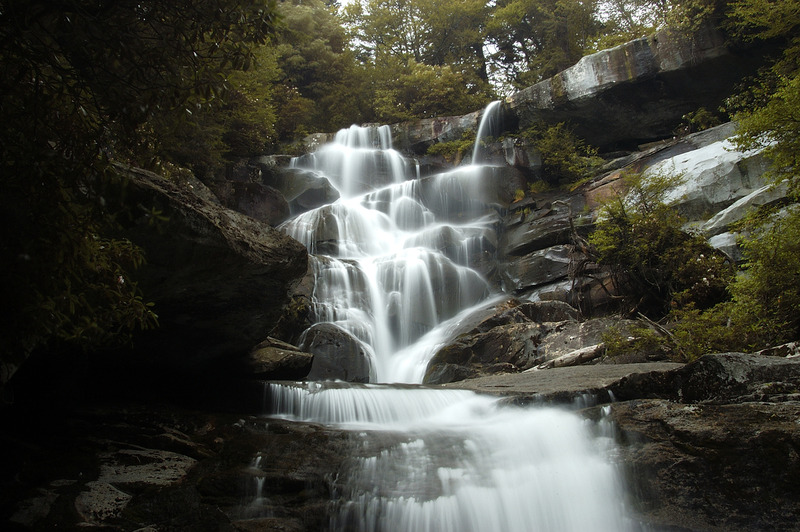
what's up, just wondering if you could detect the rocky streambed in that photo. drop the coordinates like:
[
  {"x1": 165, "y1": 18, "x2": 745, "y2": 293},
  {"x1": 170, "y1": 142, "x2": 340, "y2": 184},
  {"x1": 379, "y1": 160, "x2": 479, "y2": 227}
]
[{"x1": 3, "y1": 352, "x2": 799, "y2": 531}]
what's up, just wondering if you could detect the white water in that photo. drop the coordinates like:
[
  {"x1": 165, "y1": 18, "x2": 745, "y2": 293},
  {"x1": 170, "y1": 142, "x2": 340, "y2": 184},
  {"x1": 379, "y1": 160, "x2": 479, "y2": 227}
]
[
  {"x1": 472, "y1": 100, "x2": 502, "y2": 164},
  {"x1": 268, "y1": 103, "x2": 635, "y2": 531}
]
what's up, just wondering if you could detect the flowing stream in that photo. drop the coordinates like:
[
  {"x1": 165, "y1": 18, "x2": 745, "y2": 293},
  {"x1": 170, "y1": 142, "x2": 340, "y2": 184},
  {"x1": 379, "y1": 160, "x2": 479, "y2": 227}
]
[{"x1": 263, "y1": 104, "x2": 635, "y2": 531}]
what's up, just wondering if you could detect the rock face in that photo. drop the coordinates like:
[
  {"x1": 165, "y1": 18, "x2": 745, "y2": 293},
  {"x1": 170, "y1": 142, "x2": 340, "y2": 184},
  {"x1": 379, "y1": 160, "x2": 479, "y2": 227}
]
[
  {"x1": 423, "y1": 299, "x2": 658, "y2": 384},
  {"x1": 367, "y1": 26, "x2": 770, "y2": 156},
  {"x1": 643, "y1": 132, "x2": 771, "y2": 221},
  {"x1": 505, "y1": 24, "x2": 767, "y2": 151},
  {"x1": 113, "y1": 165, "x2": 308, "y2": 372},
  {"x1": 611, "y1": 399, "x2": 800, "y2": 532},
  {"x1": 212, "y1": 180, "x2": 291, "y2": 226},
  {"x1": 609, "y1": 352, "x2": 800, "y2": 403},
  {"x1": 0, "y1": 401, "x2": 350, "y2": 531},
  {"x1": 389, "y1": 108, "x2": 483, "y2": 155},
  {"x1": 603, "y1": 353, "x2": 800, "y2": 532}
]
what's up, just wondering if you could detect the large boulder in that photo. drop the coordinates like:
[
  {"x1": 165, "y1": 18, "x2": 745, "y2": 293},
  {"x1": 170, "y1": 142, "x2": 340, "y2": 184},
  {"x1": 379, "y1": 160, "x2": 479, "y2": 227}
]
[
  {"x1": 244, "y1": 337, "x2": 313, "y2": 380},
  {"x1": 423, "y1": 299, "x2": 611, "y2": 384},
  {"x1": 604, "y1": 355, "x2": 800, "y2": 531},
  {"x1": 389, "y1": 109, "x2": 483, "y2": 155},
  {"x1": 211, "y1": 181, "x2": 291, "y2": 226},
  {"x1": 643, "y1": 135, "x2": 772, "y2": 222},
  {"x1": 499, "y1": 244, "x2": 579, "y2": 293},
  {"x1": 112, "y1": 165, "x2": 308, "y2": 372},
  {"x1": 609, "y1": 399, "x2": 800, "y2": 532},
  {"x1": 506, "y1": 25, "x2": 769, "y2": 150},
  {"x1": 701, "y1": 181, "x2": 789, "y2": 237},
  {"x1": 610, "y1": 352, "x2": 800, "y2": 403},
  {"x1": 300, "y1": 323, "x2": 374, "y2": 383},
  {"x1": 607, "y1": 349, "x2": 800, "y2": 531},
  {"x1": 263, "y1": 166, "x2": 340, "y2": 216},
  {"x1": 501, "y1": 195, "x2": 592, "y2": 257}
]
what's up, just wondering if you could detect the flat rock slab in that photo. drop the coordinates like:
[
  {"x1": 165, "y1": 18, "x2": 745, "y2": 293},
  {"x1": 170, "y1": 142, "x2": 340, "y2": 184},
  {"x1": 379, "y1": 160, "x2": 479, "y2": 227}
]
[{"x1": 442, "y1": 362, "x2": 683, "y2": 402}]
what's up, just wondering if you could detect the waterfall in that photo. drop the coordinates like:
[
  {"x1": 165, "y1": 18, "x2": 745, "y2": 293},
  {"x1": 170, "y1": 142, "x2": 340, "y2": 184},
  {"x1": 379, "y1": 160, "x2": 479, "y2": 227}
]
[
  {"x1": 471, "y1": 100, "x2": 502, "y2": 164},
  {"x1": 267, "y1": 105, "x2": 636, "y2": 531}
]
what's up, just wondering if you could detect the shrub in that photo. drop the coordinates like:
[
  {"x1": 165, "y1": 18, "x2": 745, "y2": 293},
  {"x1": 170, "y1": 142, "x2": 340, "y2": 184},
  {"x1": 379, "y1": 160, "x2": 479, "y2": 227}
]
[
  {"x1": 729, "y1": 205, "x2": 800, "y2": 346},
  {"x1": 602, "y1": 324, "x2": 665, "y2": 359},
  {"x1": 589, "y1": 170, "x2": 734, "y2": 318},
  {"x1": 427, "y1": 130, "x2": 477, "y2": 163},
  {"x1": 666, "y1": 204, "x2": 800, "y2": 358},
  {"x1": 522, "y1": 123, "x2": 602, "y2": 184}
]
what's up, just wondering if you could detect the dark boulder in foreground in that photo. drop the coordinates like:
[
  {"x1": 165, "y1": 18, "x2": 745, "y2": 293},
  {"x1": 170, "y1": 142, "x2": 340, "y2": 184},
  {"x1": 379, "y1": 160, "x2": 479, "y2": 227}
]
[
  {"x1": 300, "y1": 323, "x2": 373, "y2": 383},
  {"x1": 244, "y1": 337, "x2": 314, "y2": 380},
  {"x1": 610, "y1": 399, "x2": 800, "y2": 532},
  {"x1": 112, "y1": 165, "x2": 308, "y2": 373}
]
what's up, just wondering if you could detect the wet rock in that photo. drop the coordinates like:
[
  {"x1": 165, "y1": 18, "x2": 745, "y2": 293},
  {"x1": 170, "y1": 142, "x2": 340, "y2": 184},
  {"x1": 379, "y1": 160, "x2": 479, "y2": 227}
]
[
  {"x1": 609, "y1": 352, "x2": 800, "y2": 403},
  {"x1": 425, "y1": 309, "x2": 658, "y2": 385},
  {"x1": 75, "y1": 448, "x2": 197, "y2": 526},
  {"x1": 269, "y1": 263, "x2": 316, "y2": 346},
  {"x1": 416, "y1": 165, "x2": 528, "y2": 219},
  {"x1": 499, "y1": 244, "x2": 579, "y2": 292},
  {"x1": 424, "y1": 322, "x2": 550, "y2": 384},
  {"x1": 502, "y1": 137, "x2": 542, "y2": 172},
  {"x1": 266, "y1": 167, "x2": 340, "y2": 215},
  {"x1": 244, "y1": 338, "x2": 314, "y2": 380},
  {"x1": 504, "y1": 212, "x2": 576, "y2": 255},
  {"x1": 607, "y1": 400, "x2": 800, "y2": 532},
  {"x1": 403, "y1": 225, "x2": 498, "y2": 269},
  {"x1": 390, "y1": 109, "x2": 482, "y2": 155},
  {"x1": 424, "y1": 300, "x2": 589, "y2": 384},
  {"x1": 443, "y1": 361, "x2": 683, "y2": 401},
  {"x1": 300, "y1": 324, "x2": 373, "y2": 383}
]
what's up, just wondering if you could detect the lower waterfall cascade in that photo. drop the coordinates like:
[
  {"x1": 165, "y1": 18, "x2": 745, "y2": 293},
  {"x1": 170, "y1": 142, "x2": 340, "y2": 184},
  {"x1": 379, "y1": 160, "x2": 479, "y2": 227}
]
[{"x1": 258, "y1": 104, "x2": 638, "y2": 531}]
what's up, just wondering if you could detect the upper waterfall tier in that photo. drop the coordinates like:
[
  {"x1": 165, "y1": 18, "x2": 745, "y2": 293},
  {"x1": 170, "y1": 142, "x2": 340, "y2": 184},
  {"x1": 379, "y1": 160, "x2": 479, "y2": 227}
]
[{"x1": 290, "y1": 124, "x2": 415, "y2": 199}]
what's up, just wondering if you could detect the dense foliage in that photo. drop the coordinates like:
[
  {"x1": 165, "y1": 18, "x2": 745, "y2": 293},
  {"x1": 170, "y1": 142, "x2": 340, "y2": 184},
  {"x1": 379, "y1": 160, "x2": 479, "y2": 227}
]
[
  {"x1": 589, "y1": 171, "x2": 733, "y2": 319},
  {"x1": 0, "y1": 0, "x2": 279, "y2": 384},
  {"x1": 664, "y1": 0, "x2": 800, "y2": 358}
]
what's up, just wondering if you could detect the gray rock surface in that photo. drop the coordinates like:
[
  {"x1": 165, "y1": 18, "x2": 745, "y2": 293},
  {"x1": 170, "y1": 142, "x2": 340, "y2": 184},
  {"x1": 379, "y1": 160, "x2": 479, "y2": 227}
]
[
  {"x1": 245, "y1": 337, "x2": 314, "y2": 380},
  {"x1": 609, "y1": 399, "x2": 800, "y2": 532},
  {"x1": 443, "y1": 361, "x2": 682, "y2": 400},
  {"x1": 644, "y1": 136, "x2": 772, "y2": 221},
  {"x1": 423, "y1": 298, "x2": 654, "y2": 384},
  {"x1": 212, "y1": 180, "x2": 291, "y2": 226},
  {"x1": 505, "y1": 25, "x2": 767, "y2": 151},
  {"x1": 300, "y1": 323, "x2": 374, "y2": 383},
  {"x1": 499, "y1": 244, "x2": 578, "y2": 292},
  {"x1": 112, "y1": 165, "x2": 308, "y2": 371},
  {"x1": 610, "y1": 352, "x2": 800, "y2": 403},
  {"x1": 701, "y1": 181, "x2": 789, "y2": 237}
]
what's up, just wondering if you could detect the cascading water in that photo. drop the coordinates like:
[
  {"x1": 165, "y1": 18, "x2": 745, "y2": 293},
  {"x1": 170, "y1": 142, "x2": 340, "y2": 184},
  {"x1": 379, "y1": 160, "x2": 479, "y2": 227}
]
[{"x1": 262, "y1": 102, "x2": 636, "y2": 531}]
